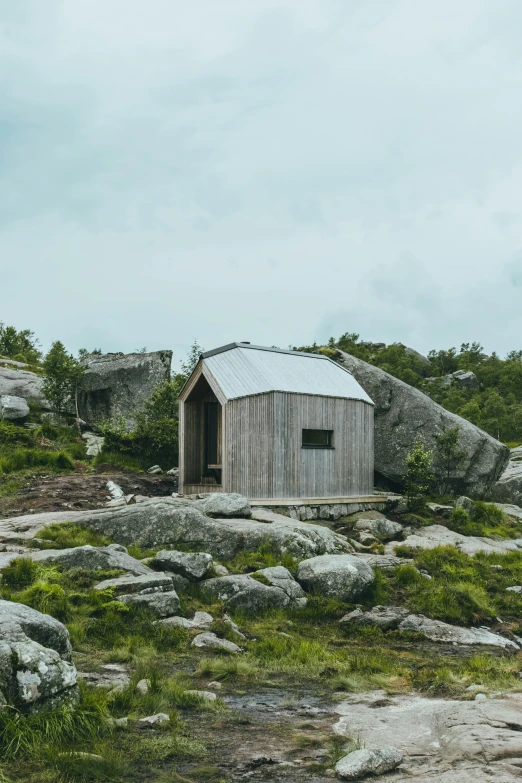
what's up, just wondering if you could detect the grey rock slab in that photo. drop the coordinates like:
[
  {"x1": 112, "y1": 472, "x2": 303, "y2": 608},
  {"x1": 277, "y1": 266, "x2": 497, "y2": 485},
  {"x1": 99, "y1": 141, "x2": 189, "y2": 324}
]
[
  {"x1": 203, "y1": 570, "x2": 306, "y2": 612},
  {"x1": 353, "y1": 518, "x2": 404, "y2": 541},
  {"x1": 490, "y1": 458, "x2": 522, "y2": 506},
  {"x1": 194, "y1": 492, "x2": 251, "y2": 518},
  {"x1": 351, "y1": 553, "x2": 403, "y2": 570},
  {"x1": 398, "y1": 614, "x2": 519, "y2": 649},
  {"x1": 334, "y1": 691, "x2": 522, "y2": 782},
  {"x1": 296, "y1": 554, "x2": 374, "y2": 601},
  {"x1": 151, "y1": 550, "x2": 213, "y2": 580},
  {"x1": 191, "y1": 632, "x2": 243, "y2": 653},
  {"x1": 386, "y1": 525, "x2": 522, "y2": 557},
  {"x1": 118, "y1": 589, "x2": 180, "y2": 617},
  {"x1": 94, "y1": 572, "x2": 173, "y2": 595},
  {"x1": 340, "y1": 606, "x2": 410, "y2": 630},
  {"x1": 0, "y1": 395, "x2": 30, "y2": 421},
  {"x1": 0, "y1": 499, "x2": 350, "y2": 559},
  {"x1": 496, "y1": 503, "x2": 522, "y2": 521},
  {"x1": 77, "y1": 350, "x2": 172, "y2": 431},
  {"x1": 507, "y1": 586, "x2": 522, "y2": 594},
  {"x1": 427, "y1": 503, "x2": 454, "y2": 517},
  {"x1": 0, "y1": 367, "x2": 50, "y2": 409},
  {"x1": 0, "y1": 599, "x2": 76, "y2": 708},
  {"x1": 157, "y1": 610, "x2": 213, "y2": 630},
  {"x1": 338, "y1": 351, "x2": 509, "y2": 495},
  {"x1": 30, "y1": 544, "x2": 152, "y2": 576},
  {"x1": 335, "y1": 748, "x2": 403, "y2": 779}
]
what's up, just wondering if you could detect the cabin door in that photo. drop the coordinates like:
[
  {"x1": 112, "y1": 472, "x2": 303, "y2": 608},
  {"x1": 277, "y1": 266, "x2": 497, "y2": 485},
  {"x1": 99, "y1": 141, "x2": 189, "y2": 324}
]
[{"x1": 204, "y1": 402, "x2": 219, "y2": 477}]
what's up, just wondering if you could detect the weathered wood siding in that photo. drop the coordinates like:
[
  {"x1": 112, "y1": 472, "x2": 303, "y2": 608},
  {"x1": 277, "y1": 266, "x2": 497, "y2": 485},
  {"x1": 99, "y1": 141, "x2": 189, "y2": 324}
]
[
  {"x1": 223, "y1": 391, "x2": 373, "y2": 499},
  {"x1": 180, "y1": 391, "x2": 222, "y2": 486}
]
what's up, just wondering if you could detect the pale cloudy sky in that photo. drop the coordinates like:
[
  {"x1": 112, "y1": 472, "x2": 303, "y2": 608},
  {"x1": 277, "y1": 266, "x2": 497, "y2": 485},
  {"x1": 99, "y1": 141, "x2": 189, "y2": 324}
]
[{"x1": 1, "y1": 0, "x2": 522, "y2": 368}]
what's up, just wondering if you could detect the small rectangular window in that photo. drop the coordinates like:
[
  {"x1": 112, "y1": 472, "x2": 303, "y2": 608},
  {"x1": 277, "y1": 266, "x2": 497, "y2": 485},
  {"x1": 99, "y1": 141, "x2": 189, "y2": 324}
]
[{"x1": 302, "y1": 429, "x2": 333, "y2": 448}]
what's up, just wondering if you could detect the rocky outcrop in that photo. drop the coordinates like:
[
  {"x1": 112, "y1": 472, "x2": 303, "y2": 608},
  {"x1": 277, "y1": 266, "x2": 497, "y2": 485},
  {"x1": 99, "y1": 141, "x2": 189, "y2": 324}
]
[
  {"x1": 333, "y1": 691, "x2": 522, "y2": 781},
  {"x1": 490, "y1": 448, "x2": 522, "y2": 506},
  {"x1": 296, "y1": 554, "x2": 374, "y2": 601},
  {"x1": 353, "y1": 517, "x2": 403, "y2": 541},
  {"x1": 386, "y1": 525, "x2": 522, "y2": 557},
  {"x1": 118, "y1": 590, "x2": 180, "y2": 617},
  {"x1": 29, "y1": 543, "x2": 152, "y2": 576},
  {"x1": 341, "y1": 606, "x2": 518, "y2": 649},
  {"x1": 93, "y1": 572, "x2": 174, "y2": 594},
  {"x1": 151, "y1": 550, "x2": 213, "y2": 580},
  {"x1": 0, "y1": 600, "x2": 77, "y2": 709},
  {"x1": 0, "y1": 501, "x2": 350, "y2": 559},
  {"x1": 0, "y1": 395, "x2": 29, "y2": 421},
  {"x1": 203, "y1": 567, "x2": 307, "y2": 612},
  {"x1": 77, "y1": 350, "x2": 172, "y2": 430},
  {"x1": 0, "y1": 367, "x2": 49, "y2": 409},
  {"x1": 193, "y1": 493, "x2": 251, "y2": 519},
  {"x1": 338, "y1": 351, "x2": 509, "y2": 495}
]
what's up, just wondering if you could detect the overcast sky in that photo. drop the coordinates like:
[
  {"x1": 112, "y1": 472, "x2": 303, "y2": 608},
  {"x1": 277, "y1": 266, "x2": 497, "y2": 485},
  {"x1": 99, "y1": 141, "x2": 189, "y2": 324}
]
[{"x1": 2, "y1": 1, "x2": 522, "y2": 368}]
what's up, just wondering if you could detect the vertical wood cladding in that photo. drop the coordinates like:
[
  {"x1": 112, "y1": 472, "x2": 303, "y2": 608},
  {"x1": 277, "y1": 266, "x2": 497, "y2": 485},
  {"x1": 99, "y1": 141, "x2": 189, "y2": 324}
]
[{"x1": 223, "y1": 391, "x2": 373, "y2": 499}]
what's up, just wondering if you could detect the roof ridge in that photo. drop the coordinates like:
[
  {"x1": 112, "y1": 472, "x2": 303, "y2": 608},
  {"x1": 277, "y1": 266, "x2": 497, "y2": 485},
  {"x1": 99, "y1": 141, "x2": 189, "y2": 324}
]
[{"x1": 201, "y1": 342, "x2": 332, "y2": 360}]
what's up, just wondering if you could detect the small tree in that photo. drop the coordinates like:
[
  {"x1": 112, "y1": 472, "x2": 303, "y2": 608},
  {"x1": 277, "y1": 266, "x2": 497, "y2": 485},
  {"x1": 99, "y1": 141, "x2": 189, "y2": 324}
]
[
  {"x1": 42, "y1": 341, "x2": 84, "y2": 424},
  {"x1": 433, "y1": 425, "x2": 467, "y2": 495},
  {"x1": 180, "y1": 339, "x2": 204, "y2": 377},
  {"x1": 0, "y1": 322, "x2": 41, "y2": 363},
  {"x1": 404, "y1": 440, "x2": 433, "y2": 510}
]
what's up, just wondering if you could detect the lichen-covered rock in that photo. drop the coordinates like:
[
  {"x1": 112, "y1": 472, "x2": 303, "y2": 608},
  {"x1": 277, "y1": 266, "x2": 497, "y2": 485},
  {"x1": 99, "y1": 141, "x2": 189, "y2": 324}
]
[
  {"x1": 151, "y1": 550, "x2": 213, "y2": 580},
  {"x1": 118, "y1": 590, "x2": 180, "y2": 617},
  {"x1": 194, "y1": 493, "x2": 251, "y2": 518},
  {"x1": 93, "y1": 572, "x2": 173, "y2": 595},
  {"x1": 157, "y1": 611, "x2": 213, "y2": 630},
  {"x1": 30, "y1": 544, "x2": 152, "y2": 576},
  {"x1": 0, "y1": 367, "x2": 50, "y2": 409},
  {"x1": 353, "y1": 517, "x2": 404, "y2": 541},
  {"x1": 296, "y1": 555, "x2": 374, "y2": 601},
  {"x1": 0, "y1": 395, "x2": 30, "y2": 421},
  {"x1": 338, "y1": 351, "x2": 509, "y2": 495},
  {"x1": 77, "y1": 350, "x2": 172, "y2": 430},
  {"x1": 490, "y1": 455, "x2": 522, "y2": 506},
  {"x1": 335, "y1": 747, "x2": 403, "y2": 779},
  {"x1": 0, "y1": 501, "x2": 350, "y2": 559},
  {"x1": 386, "y1": 525, "x2": 522, "y2": 557},
  {"x1": 191, "y1": 632, "x2": 243, "y2": 654},
  {"x1": 0, "y1": 600, "x2": 76, "y2": 709},
  {"x1": 203, "y1": 568, "x2": 306, "y2": 612},
  {"x1": 341, "y1": 605, "x2": 518, "y2": 649}
]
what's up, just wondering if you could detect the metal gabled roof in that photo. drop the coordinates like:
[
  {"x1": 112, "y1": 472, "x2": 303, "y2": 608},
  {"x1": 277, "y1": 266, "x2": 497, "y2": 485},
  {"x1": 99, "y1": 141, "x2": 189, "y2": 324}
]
[{"x1": 197, "y1": 343, "x2": 373, "y2": 404}]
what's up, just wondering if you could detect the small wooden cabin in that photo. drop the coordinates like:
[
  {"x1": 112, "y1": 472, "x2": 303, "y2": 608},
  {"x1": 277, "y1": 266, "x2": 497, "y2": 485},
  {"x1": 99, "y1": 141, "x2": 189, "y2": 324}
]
[{"x1": 178, "y1": 342, "x2": 374, "y2": 500}]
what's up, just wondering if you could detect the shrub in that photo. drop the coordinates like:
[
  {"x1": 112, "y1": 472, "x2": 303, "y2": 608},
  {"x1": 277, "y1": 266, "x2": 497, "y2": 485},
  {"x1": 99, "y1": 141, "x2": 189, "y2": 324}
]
[
  {"x1": 0, "y1": 449, "x2": 75, "y2": 474},
  {"x1": 1, "y1": 558, "x2": 39, "y2": 590},
  {"x1": 404, "y1": 440, "x2": 433, "y2": 510},
  {"x1": 0, "y1": 322, "x2": 41, "y2": 364}
]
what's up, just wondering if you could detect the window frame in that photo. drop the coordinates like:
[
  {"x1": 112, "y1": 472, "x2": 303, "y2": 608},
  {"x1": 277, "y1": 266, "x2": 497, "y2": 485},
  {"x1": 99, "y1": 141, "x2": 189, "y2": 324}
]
[{"x1": 301, "y1": 428, "x2": 334, "y2": 449}]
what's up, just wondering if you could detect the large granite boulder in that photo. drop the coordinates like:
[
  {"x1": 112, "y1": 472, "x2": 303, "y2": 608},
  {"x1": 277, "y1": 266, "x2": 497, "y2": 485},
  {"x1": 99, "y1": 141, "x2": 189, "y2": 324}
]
[
  {"x1": 296, "y1": 554, "x2": 374, "y2": 600},
  {"x1": 490, "y1": 448, "x2": 522, "y2": 506},
  {"x1": 203, "y1": 567, "x2": 307, "y2": 612},
  {"x1": 0, "y1": 600, "x2": 77, "y2": 709},
  {"x1": 77, "y1": 350, "x2": 172, "y2": 430},
  {"x1": 0, "y1": 395, "x2": 30, "y2": 421},
  {"x1": 338, "y1": 351, "x2": 509, "y2": 494},
  {"x1": 0, "y1": 367, "x2": 50, "y2": 409},
  {"x1": 0, "y1": 502, "x2": 350, "y2": 559}
]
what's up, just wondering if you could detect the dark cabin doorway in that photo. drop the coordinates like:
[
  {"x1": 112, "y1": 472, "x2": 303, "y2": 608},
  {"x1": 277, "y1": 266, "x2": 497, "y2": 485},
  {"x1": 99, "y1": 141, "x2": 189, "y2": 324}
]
[{"x1": 204, "y1": 402, "x2": 219, "y2": 476}]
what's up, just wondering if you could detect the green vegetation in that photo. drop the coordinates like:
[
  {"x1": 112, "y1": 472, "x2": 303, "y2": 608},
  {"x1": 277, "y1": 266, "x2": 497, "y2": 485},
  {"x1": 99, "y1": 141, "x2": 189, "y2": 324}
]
[
  {"x1": 0, "y1": 322, "x2": 41, "y2": 364},
  {"x1": 37, "y1": 523, "x2": 112, "y2": 550},
  {"x1": 296, "y1": 335, "x2": 522, "y2": 444},
  {"x1": 404, "y1": 440, "x2": 433, "y2": 510},
  {"x1": 42, "y1": 341, "x2": 85, "y2": 424},
  {"x1": 0, "y1": 420, "x2": 84, "y2": 477},
  {"x1": 448, "y1": 502, "x2": 520, "y2": 538}
]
